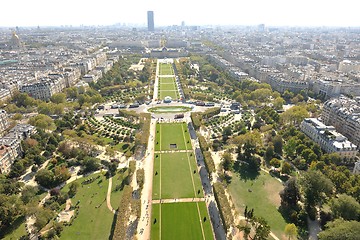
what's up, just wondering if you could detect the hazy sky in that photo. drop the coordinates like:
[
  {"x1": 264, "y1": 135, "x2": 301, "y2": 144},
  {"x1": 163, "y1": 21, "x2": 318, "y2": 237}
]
[{"x1": 1, "y1": 0, "x2": 359, "y2": 27}]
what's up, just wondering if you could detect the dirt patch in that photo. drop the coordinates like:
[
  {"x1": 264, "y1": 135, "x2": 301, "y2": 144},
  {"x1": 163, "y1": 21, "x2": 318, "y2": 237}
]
[{"x1": 264, "y1": 180, "x2": 282, "y2": 206}]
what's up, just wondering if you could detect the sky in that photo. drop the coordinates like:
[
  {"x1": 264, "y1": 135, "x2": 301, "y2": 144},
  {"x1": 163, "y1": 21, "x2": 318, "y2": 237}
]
[{"x1": 1, "y1": 0, "x2": 359, "y2": 27}]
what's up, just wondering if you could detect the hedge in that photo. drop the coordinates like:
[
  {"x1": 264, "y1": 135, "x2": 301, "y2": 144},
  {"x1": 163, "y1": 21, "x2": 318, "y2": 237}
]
[
  {"x1": 213, "y1": 182, "x2": 234, "y2": 233},
  {"x1": 197, "y1": 134, "x2": 216, "y2": 174}
]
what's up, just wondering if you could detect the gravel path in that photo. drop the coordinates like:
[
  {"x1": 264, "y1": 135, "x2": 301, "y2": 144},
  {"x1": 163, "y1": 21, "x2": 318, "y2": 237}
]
[
  {"x1": 106, "y1": 177, "x2": 116, "y2": 214},
  {"x1": 136, "y1": 119, "x2": 157, "y2": 240}
]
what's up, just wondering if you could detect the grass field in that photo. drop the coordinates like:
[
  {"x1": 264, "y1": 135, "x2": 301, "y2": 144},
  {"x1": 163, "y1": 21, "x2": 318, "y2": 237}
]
[
  {"x1": 60, "y1": 172, "x2": 124, "y2": 240},
  {"x1": 151, "y1": 202, "x2": 214, "y2": 240},
  {"x1": 228, "y1": 171, "x2": 287, "y2": 239},
  {"x1": 159, "y1": 63, "x2": 174, "y2": 75},
  {"x1": 155, "y1": 123, "x2": 192, "y2": 151},
  {"x1": 148, "y1": 106, "x2": 191, "y2": 113},
  {"x1": 159, "y1": 83, "x2": 177, "y2": 91},
  {"x1": 152, "y1": 152, "x2": 203, "y2": 199},
  {"x1": 159, "y1": 77, "x2": 175, "y2": 84},
  {"x1": 158, "y1": 77, "x2": 179, "y2": 100},
  {"x1": 159, "y1": 90, "x2": 179, "y2": 100},
  {"x1": 151, "y1": 121, "x2": 213, "y2": 239}
]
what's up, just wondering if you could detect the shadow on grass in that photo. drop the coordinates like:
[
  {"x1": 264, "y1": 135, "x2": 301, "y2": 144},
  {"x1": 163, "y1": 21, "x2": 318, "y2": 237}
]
[
  {"x1": 0, "y1": 216, "x2": 25, "y2": 239},
  {"x1": 108, "y1": 210, "x2": 118, "y2": 240},
  {"x1": 233, "y1": 161, "x2": 260, "y2": 181}
]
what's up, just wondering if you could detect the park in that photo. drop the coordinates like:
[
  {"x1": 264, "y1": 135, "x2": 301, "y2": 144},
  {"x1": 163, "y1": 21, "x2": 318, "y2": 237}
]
[{"x1": 150, "y1": 121, "x2": 214, "y2": 240}]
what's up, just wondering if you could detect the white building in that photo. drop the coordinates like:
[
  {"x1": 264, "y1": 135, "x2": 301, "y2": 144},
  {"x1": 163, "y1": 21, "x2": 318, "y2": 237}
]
[{"x1": 300, "y1": 118, "x2": 358, "y2": 159}]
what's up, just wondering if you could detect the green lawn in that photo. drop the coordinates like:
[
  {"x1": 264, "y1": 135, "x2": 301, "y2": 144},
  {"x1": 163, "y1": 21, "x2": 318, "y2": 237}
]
[
  {"x1": 60, "y1": 172, "x2": 123, "y2": 240},
  {"x1": 148, "y1": 106, "x2": 191, "y2": 113},
  {"x1": 152, "y1": 152, "x2": 203, "y2": 199},
  {"x1": 110, "y1": 174, "x2": 125, "y2": 209},
  {"x1": 159, "y1": 83, "x2": 177, "y2": 91},
  {"x1": 159, "y1": 64, "x2": 174, "y2": 75},
  {"x1": 158, "y1": 77, "x2": 179, "y2": 100},
  {"x1": 228, "y1": 171, "x2": 287, "y2": 239},
  {"x1": 155, "y1": 123, "x2": 192, "y2": 151},
  {"x1": 151, "y1": 202, "x2": 214, "y2": 240},
  {"x1": 159, "y1": 77, "x2": 175, "y2": 84},
  {"x1": 159, "y1": 90, "x2": 179, "y2": 100}
]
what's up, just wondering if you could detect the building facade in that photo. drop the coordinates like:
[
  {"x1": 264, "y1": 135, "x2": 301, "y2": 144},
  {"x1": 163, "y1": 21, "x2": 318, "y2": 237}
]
[
  {"x1": 322, "y1": 96, "x2": 360, "y2": 148},
  {"x1": 20, "y1": 77, "x2": 65, "y2": 101},
  {"x1": 300, "y1": 118, "x2": 358, "y2": 159},
  {"x1": 0, "y1": 124, "x2": 36, "y2": 174},
  {"x1": 0, "y1": 110, "x2": 9, "y2": 135}
]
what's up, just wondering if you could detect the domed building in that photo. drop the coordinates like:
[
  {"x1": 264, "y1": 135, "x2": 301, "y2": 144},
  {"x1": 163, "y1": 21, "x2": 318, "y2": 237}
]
[{"x1": 10, "y1": 31, "x2": 21, "y2": 49}]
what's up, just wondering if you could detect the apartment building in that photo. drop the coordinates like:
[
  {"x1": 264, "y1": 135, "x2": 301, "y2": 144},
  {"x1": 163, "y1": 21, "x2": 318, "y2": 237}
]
[
  {"x1": 0, "y1": 109, "x2": 9, "y2": 135},
  {"x1": 322, "y1": 95, "x2": 360, "y2": 147},
  {"x1": 0, "y1": 124, "x2": 36, "y2": 174},
  {"x1": 20, "y1": 76, "x2": 65, "y2": 101},
  {"x1": 300, "y1": 118, "x2": 358, "y2": 159},
  {"x1": 267, "y1": 74, "x2": 308, "y2": 93}
]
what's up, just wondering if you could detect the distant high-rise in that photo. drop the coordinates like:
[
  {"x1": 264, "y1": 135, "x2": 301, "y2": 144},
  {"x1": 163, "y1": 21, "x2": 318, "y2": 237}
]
[{"x1": 147, "y1": 11, "x2": 154, "y2": 32}]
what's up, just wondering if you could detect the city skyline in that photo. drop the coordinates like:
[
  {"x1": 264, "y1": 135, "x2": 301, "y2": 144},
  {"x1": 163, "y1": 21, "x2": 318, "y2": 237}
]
[{"x1": 1, "y1": 0, "x2": 360, "y2": 28}]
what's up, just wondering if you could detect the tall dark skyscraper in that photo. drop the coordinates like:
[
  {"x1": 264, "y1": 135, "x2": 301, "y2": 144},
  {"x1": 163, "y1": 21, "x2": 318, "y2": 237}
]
[{"x1": 147, "y1": 11, "x2": 154, "y2": 32}]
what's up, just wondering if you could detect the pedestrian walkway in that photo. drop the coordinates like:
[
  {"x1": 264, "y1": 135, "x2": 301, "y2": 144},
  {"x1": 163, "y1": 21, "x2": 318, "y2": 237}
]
[
  {"x1": 152, "y1": 197, "x2": 205, "y2": 204},
  {"x1": 106, "y1": 177, "x2": 116, "y2": 214},
  {"x1": 154, "y1": 149, "x2": 193, "y2": 154}
]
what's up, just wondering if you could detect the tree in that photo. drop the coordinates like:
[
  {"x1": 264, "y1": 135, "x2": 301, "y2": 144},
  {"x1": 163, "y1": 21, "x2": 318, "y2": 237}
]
[
  {"x1": 82, "y1": 157, "x2": 100, "y2": 173},
  {"x1": 270, "y1": 158, "x2": 281, "y2": 168},
  {"x1": 237, "y1": 222, "x2": 251, "y2": 240},
  {"x1": 283, "y1": 90, "x2": 294, "y2": 101},
  {"x1": 273, "y1": 97, "x2": 285, "y2": 110},
  {"x1": 301, "y1": 148, "x2": 317, "y2": 164},
  {"x1": 34, "y1": 208, "x2": 54, "y2": 230},
  {"x1": 252, "y1": 216, "x2": 270, "y2": 240},
  {"x1": 222, "y1": 126, "x2": 232, "y2": 142},
  {"x1": 283, "y1": 137, "x2": 298, "y2": 159},
  {"x1": 68, "y1": 182, "x2": 80, "y2": 197},
  {"x1": 321, "y1": 153, "x2": 341, "y2": 165},
  {"x1": 281, "y1": 105, "x2": 309, "y2": 126},
  {"x1": 284, "y1": 223, "x2": 298, "y2": 240},
  {"x1": 53, "y1": 222, "x2": 63, "y2": 235},
  {"x1": 265, "y1": 144, "x2": 274, "y2": 162},
  {"x1": 35, "y1": 169, "x2": 55, "y2": 188},
  {"x1": 318, "y1": 219, "x2": 360, "y2": 240},
  {"x1": 34, "y1": 155, "x2": 46, "y2": 165},
  {"x1": 54, "y1": 166, "x2": 71, "y2": 184},
  {"x1": 280, "y1": 177, "x2": 301, "y2": 208},
  {"x1": 330, "y1": 194, "x2": 360, "y2": 221},
  {"x1": 50, "y1": 93, "x2": 66, "y2": 104},
  {"x1": 29, "y1": 114, "x2": 56, "y2": 131},
  {"x1": 221, "y1": 152, "x2": 233, "y2": 172},
  {"x1": 281, "y1": 162, "x2": 292, "y2": 175},
  {"x1": 21, "y1": 186, "x2": 38, "y2": 204},
  {"x1": 0, "y1": 194, "x2": 25, "y2": 233},
  {"x1": 272, "y1": 135, "x2": 283, "y2": 156},
  {"x1": 301, "y1": 171, "x2": 334, "y2": 209}
]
